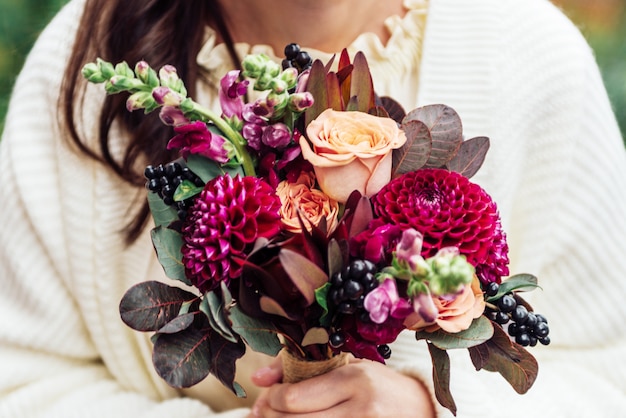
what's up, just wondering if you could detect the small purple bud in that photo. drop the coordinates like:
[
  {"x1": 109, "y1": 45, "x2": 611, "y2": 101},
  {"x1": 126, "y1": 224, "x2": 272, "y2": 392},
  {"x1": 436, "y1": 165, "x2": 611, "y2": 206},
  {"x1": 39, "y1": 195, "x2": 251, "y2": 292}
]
[
  {"x1": 395, "y1": 229, "x2": 425, "y2": 272},
  {"x1": 288, "y1": 92, "x2": 314, "y2": 112},
  {"x1": 414, "y1": 292, "x2": 439, "y2": 323},
  {"x1": 152, "y1": 86, "x2": 183, "y2": 106}
]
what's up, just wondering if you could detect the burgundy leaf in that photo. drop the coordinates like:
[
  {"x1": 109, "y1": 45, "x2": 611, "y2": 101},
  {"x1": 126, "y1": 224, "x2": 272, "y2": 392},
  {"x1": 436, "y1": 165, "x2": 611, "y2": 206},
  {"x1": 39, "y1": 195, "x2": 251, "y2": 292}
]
[
  {"x1": 350, "y1": 51, "x2": 375, "y2": 112},
  {"x1": 468, "y1": 324, "x2": 539, "y2": 394},
  {"x1": 392, "y1": 119, "x2": 432, "y2": 176},
  {"x1": 427, "y1": 342, "x2": 457, "y2": 416},
  {"x1": 304, "y1": 59, "x2": 328, "y2": 126},
  {"x1": 279, "y1": 248, "x2": 329, "y2": 305},
  {"x1": 119, "y1": 281, "x2": 198, "y2": 332}
]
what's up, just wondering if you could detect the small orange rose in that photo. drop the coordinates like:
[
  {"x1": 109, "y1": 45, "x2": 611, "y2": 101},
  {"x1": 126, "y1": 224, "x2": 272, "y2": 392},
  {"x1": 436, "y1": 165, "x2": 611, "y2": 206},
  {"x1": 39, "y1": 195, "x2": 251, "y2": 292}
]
[
  {"x1": 276, "y1": 171, "x2": 339, "y2": 234},
  {"x1": 404, "y1": 275, "x2": 486, "y2": 333},
  {"x1": 300, "y1": 109, "x2": 407, "y2": 203}
]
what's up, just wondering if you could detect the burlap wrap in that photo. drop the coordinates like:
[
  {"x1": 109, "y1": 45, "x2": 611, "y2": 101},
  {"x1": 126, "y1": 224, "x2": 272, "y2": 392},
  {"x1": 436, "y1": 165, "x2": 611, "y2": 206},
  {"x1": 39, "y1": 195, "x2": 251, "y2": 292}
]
[{"x1": 281, "y1": 349, "x2": 349, "y2": 383}]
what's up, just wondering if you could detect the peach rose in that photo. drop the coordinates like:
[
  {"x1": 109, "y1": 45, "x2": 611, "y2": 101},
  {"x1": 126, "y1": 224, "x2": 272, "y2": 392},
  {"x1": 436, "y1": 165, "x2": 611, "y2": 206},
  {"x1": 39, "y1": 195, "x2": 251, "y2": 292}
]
[
  {"x1": 276, "y1": 171, "x2": 339, "y2": 233},
  {"x1": 404, "y1": 275, "x2": 486, "y2": 333},
  {"x1": 300, "y1": 109, "x2": 407, "y2": 203}
]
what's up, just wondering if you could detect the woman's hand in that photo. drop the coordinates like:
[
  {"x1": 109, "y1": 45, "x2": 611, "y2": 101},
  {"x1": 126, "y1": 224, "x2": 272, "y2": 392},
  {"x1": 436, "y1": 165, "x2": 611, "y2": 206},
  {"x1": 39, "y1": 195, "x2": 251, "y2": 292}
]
[{"x1": 248, "y1": 356, "x2": 435, "y2": 417}]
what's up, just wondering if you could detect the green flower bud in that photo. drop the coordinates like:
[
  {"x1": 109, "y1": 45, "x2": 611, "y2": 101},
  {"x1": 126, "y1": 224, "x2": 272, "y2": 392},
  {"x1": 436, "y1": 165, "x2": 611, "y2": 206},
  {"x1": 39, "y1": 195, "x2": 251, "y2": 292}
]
[
  {"x1": 105, "y1": 75, "x2": 144, "y2": 93},
  {"x1": 114, "y1": 61, "x2": 134, "y2": 78},
  {"x1": 126, "y1": 91, "x2": 156, "y2": 112},
  {"x1": 242, "y1": 53, "x2": 271, "y2": 78},
  {"x1": 427, "y1": 248, "x2": 474, "y2": 296},
  {"x1": 135, "y1": 61, "x2": 160, "y2": 88},
  {"x1": 269, "y1": 78, "x2": 289, "y2": 94},
  {"x1": 81, "y1": 62, "x2": 107, "y2": 83},
  {"x1": 97, "y1": 58, "x2": 116, "y2": 79},
  {"x1": 159, "y1": 65, "x2": 187, "y2": 96},
  {"x1": 278, "y1": 67, "x2": 298, "y2": 90}
]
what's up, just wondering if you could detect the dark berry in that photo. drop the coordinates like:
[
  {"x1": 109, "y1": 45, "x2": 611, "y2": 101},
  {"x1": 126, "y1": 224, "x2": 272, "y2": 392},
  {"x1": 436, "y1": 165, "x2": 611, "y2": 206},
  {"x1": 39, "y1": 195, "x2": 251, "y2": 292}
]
[
  {"x1": 337, "y1": 301, "x2": 356, "y2": 315},
  {"x1": 535, "y1": 314, "x2": 548, "y2": 324},
  {"x1": 495, "y1": 311, "x2": 510, "y2": 324},
  {"x1": 485, "y1": 282, "x2": 499, "y2": 297},
  {"x1": 525, "y1": 312, "x2": 538, "y2": 327},
  {"x1": 516, "y1": 333, "x2": 531, "y2": 347},
  {"x1": 295, "y1": 51, "x2": 312, "y2": 68},
  {"x1": 508, "y1": 323, "x2": 519, "y2": 336},
  {"x1": 349, "y1": 260, "x2": 367, "y2": 279},
  {"x1": 511, "y1": 305, "x2": 529, "y2": 323},
  {"x1": 497, "y1": 294, "x2": 517, "y2": 313},
  {"x1": 331, "y1": 272, "x2": 344, "y2": 287},
  {"x1": 343, "y1": 280, "x2": 364, "y2": 300},
  {"x1": 377, "y1": 344, "x2": 392, "y2": 360},
  {"x1": 284, "y1": 43, "x2": 300, "y2": 60},
  {"x1": 144, "y1": 165, "x2": 157, "y2": 179},
  {"x1": 534, "y1": 322, "x2": 549, "y2": 338},
  {"x1": 329, "y1": 332, "x2": 346, "y2": 348},
  {"x1": 529, "y1": 335, "x2": 538, "y2": 347},
  {"x1": 539, "y1": 336, "x2": 551, "y2": 346}
]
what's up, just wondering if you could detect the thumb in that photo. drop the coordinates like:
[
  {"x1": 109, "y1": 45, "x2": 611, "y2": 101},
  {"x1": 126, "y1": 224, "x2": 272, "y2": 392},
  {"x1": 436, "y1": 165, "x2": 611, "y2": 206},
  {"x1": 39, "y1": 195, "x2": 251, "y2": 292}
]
[{"x1": 250, "y1": 356, "x2": 283, "y2": 387}]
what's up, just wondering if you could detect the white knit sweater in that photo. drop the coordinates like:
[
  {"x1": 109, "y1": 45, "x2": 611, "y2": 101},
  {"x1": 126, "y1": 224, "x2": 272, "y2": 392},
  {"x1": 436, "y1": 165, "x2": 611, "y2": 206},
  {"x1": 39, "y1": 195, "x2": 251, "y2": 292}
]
[{"x1": 1, "y1": 0, "x2": 625, "y2": 417}]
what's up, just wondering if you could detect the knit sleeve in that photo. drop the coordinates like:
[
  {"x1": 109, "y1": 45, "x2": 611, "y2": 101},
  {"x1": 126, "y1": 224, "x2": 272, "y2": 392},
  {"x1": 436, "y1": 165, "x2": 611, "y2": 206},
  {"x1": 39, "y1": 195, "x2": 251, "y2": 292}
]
[
  {"x1": 0, "y1": 1, "x2": 248, "y2": 416},
  {"x1": 389, "y1": 0, "x2": 626, "y2": 417}
]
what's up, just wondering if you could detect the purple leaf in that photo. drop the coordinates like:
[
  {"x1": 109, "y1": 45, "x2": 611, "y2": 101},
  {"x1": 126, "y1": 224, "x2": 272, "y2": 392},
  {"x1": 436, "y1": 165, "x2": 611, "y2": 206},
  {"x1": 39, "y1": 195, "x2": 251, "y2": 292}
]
[
  {"x1": 427, "y1": 342, "x2": 457, "y2": 416},
  {"x1": 119, "y1": 281, "x2": 197, "y2": 332},
  {"x1": 447, "y1": 136, "x2": 490, "y2": 178},
  {"x1": 393, "y1": 119, "x2": 432, "y2": 176},
  {"x1": 279, "y1": 248, "x2": 329, "y2": 305}
]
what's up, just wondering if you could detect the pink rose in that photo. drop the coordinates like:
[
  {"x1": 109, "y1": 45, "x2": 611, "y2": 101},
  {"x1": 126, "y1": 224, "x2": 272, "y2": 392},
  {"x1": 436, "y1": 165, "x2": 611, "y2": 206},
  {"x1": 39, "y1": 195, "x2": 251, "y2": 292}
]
[
  {"x1": 404, "y1": 275, "x2": 486, "y2": 333},
  {"x1": 276, "y1": 171, "x2": 339, "y2": 233},
  {"x1": 300, "y1": 109, "x2": 407, "y2": 203}
]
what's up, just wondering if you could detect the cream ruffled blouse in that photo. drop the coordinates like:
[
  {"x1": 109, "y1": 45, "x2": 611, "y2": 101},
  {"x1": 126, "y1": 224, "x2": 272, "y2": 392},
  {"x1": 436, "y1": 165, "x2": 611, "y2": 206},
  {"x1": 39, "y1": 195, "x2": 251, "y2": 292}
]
[{"x1": 194, "y1": 0, "x2": 429, "y2": 115}]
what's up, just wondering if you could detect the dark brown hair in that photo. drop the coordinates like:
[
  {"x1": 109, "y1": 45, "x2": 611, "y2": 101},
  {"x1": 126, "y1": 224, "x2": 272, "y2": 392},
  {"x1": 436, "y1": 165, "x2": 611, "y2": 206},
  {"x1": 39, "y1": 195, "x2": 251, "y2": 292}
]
[{"x1": 60, "y1": 0, "x2": 239, "y2": 243}]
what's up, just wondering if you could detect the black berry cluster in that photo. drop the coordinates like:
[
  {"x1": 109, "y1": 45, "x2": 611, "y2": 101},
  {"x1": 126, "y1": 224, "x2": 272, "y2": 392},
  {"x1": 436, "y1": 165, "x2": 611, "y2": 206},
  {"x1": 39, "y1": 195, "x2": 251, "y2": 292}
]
[
  {"x1": 144, "y1": 162, "x2": 204, "y2": 220},
  {"x1": 485, "y1": 282, "x2": 551, "y2": 347},
  {"x1": 326, "y1": 259, "x2": 391, "y2": 358},
  {"x1": 282, "y1": 43, "x2": 313, "y2": 73}
]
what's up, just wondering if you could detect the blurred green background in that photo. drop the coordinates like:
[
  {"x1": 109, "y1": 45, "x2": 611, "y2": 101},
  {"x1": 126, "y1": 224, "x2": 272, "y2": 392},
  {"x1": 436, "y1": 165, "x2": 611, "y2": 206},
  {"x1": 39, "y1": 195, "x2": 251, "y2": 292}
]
[{"x1": 0, "y1": 0, "x2": 625, "y2": 143}]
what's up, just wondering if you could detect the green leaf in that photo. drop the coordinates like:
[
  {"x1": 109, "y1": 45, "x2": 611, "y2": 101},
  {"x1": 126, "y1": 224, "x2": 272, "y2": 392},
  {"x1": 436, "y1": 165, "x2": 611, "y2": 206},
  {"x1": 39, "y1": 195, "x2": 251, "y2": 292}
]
[
  {"x1": 157, "y1": 312, "x2": 195, "y2": 334},
  {"x1": 427, "y1": 342, "x2": 457, "y2": 416},
  {"x1": 229, "y1": 305, "x2": 282, "y2": 357},
  {"x1": 279, "y1": 248, "x2": 329, "y2": 305},
  {"x1": 151, "y1": 226, "x2": 189, "y2": 285},
  {"x1": 415, "y1": 316, "x2": 494, "y2": 350},
  {"x1": 404, "y1": 104, "x2": 463, "y2": 168},
  {"x1": 147, "y1": 192, "x2": 178, "y2": 228},
  {"x1": 447, "y1": 136, "x2": 490, "y2": 179},
  {"x1": 119, "y1": 281, "x2": 198, "y2": 332},
  {"x1": 393, "y1": 119, "x2": 432, "y2": 176},
  {"x1": 185, "y1": 154, "x2": 243, "y2": 183},
  {"x1": 174, "y1": 179, "x2": 202, "y2": 201},
  {"x1": 200, "y1": 292, "x2": 238, "y2": 343},
  {"x1": 486, "y1": 274, "x2": 540, "y2": 302},
  {"x1": 468, "y1": 324, "x2": 538, "y2": 394},
  {"x1": 315, "y1": 282, "x2": 332, "y2": 327}
]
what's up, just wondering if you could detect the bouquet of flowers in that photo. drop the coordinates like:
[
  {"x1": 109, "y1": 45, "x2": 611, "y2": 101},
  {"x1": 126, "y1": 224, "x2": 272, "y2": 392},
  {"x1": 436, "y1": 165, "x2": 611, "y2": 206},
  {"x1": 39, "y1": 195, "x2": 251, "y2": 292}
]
[{"x1": 83, "y1": 44, "x2": 550, "y2": 415}]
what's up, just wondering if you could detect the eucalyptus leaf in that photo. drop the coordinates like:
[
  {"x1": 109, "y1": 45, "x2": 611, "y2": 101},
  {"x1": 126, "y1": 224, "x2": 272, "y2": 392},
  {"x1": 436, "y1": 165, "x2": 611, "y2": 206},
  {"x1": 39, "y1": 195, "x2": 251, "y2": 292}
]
[
  {"x1": 279, "y1": 249, "x2": 329, "y2": 305},
  {"x1": 200, "y1": 292, "x2": 238, "y2": 343},
  {"x1": 415, "y1": 316, "x2": 494, "y2": 350},
  {"x1": 148, "y1": 192, "x2": 178, "y2": 228},
  {"x1": 151, "y1": 226, "x2": 189, "y2": 285},
  {"x1": 404, "y1": 104, "x2": 463, "y2": 168},
  {"x1": 427, "y1": 342, "x2": 457, "y2": 416},
  {"x1": 186, "y1": 154, "x2": 243, "y2": 183},
  {"x1": 207, "y1": 331, "x2": 247, "y2": 397},
  {"x1": 228, "y1": 305, "x2": 282, "y2": 357},
  {"x1": 447, "y1": 136, "x2": 490, "y2": 179},
  {"x1": 120, "y1": 281, "x2": 198, "y2": 332},
  {"x1": 393, "y1": 119, "x2": 432, "y2": 176},
  {"x1": 468, "y1": 324, "x2": 538, "y2": 394},
  {"x1": 486, "y1": 274, "x2": 540, "y2": 302}
]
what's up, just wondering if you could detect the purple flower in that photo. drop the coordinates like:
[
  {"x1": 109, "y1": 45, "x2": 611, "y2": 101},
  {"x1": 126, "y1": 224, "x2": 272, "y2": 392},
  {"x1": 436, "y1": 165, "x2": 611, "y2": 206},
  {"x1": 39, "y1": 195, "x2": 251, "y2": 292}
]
[
  {"x1": 395, "y1": 229, "x2": 425, "y2": 272},
  {"x1": 261, "y1": 123, "x2": 291, "y2": 149},
  {"x1": 167, "y1": 121, "x2": 230, "y2": 163},
  {"x1": 152, "y1": 86, "x2": 183, "y2": 106},
  {"x1": 350, "y1": 218, "x2": 403, "y2": 266},
  {"x1": 159, "y1": 106, "x2": 189, "y2": 126},
  {"x1": 219, "y1": 70, "x2": 249, "y2": 119},
  {"x1": 363, "y1": 278, "x2": 413, "y2": 324}
]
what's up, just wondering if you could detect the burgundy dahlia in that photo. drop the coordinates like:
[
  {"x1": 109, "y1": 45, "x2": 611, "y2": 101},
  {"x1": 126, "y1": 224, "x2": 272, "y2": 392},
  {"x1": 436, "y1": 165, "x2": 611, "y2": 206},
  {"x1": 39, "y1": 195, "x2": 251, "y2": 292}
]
[
  {"x1": 371, "y1": 168, "x2": 509, "y2": 284},
  {"x1": 181, "y1": 174, "x2": 282, "y2": 293}
]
